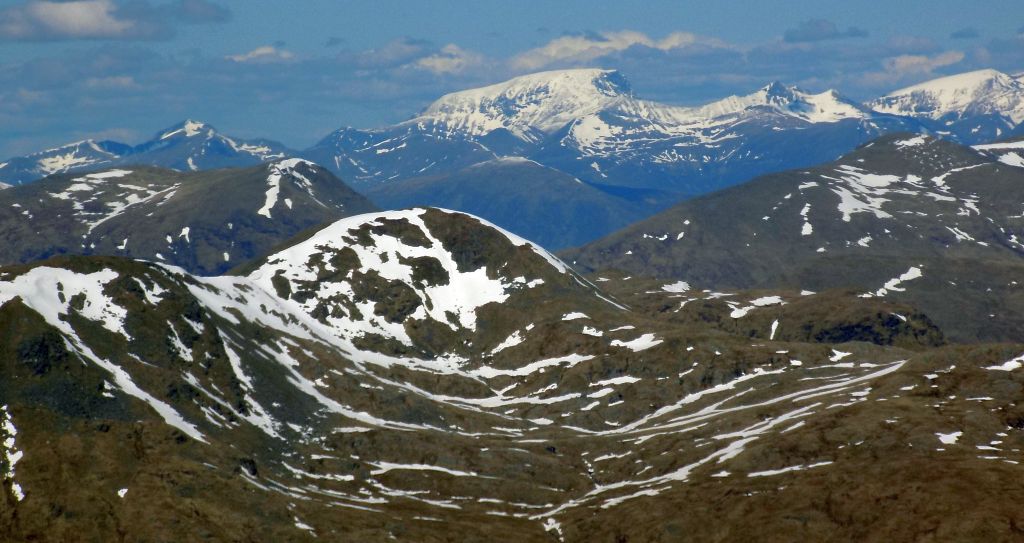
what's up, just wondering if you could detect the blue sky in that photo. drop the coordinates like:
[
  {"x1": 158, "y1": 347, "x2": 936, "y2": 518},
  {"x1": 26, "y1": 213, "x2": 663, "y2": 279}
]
[{"x1": 1, "y1": 0, "x2": 1023, "y2": 156}]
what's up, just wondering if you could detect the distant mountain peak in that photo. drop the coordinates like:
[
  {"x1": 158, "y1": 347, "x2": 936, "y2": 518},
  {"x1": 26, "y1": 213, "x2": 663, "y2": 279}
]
[
  {"x1": 887, "y1": 69, "x2": 1013, "y2": 97},
  {"x1": 411, "y1": 68, "x2": 631, "y2": 138},
  {"x1": 158, "y1": 119, "x2": 215, "y2": 140},
  {"x1": 869, "y1": 69, "x2": 1024, "y2": 124},
  {"x1": 692, "y1": 81, "x2": 869, "y2": 123},
  {"x1": 761, "y1": 81, "x2": 795, "y2": 98}
]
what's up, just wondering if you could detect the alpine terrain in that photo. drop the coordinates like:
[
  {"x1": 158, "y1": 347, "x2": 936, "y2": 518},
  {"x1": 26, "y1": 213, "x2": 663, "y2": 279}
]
[
  {"x1": 7, "y1": 2, "x2": 1024, "y2": 540},
  {"x1": 4, "y1": 207, "x2": 1024, "y2": 541}
]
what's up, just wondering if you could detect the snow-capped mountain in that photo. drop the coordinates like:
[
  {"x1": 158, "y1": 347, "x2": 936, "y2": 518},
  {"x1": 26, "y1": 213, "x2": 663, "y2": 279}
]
[
  {"x1": 7, "y1": 68, "x2": 1024, "y2": 195},
  {"x1": 307, "y1": 69, "x2": 921, "y2": 194},
  {"x1": 410, "y1": 69, "x2": 633, "y2": 140},
  {"x1": 565, "y1": 133, "x2": 1024, "y2": 342},
  {"x1": 687, "y1": 82, "x2": 874, "y2": 122},
  {"x1": 868, "y1": 69, "x2": 1024, "y2": 144},
  {"x1": 0, "y1": 139, "x2": 132, "y2": 185},
  {"x1": 0, "y1": 158, "x2": 376, "y2": 274},
  {"x1": 0, "y1": 120, "x2": 294, "y2": 185},
  {"x1": 411, "y1": 70, "x2": 874, "y2": 143}
]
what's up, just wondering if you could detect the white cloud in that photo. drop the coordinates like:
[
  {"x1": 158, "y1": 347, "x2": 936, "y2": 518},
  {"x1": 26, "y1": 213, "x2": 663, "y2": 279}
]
[
  {"x1": 510, "y1": 30, "x2": 726, "y2": 71},
  {"x1": 84, "y1": 75, "x2": 139, "y2": 89},
  {"x1": 885, "y1": 50, "x2": 965, "y2": 73},
  {"x1": 413, "y1": 44, "x2": 483, "y2": 74},
  {"x1": 0, "y1": 0, "x2": 133, "y2": 39},
  {"x1": 865, "y1": 50, "x2": 966, "y2": 85},
  {"x1": 0, "y1": 0, "x2": 228, "y2": 41},
  {"x1": 226, "y1": 45, "x2": 295, "y2": 63}
]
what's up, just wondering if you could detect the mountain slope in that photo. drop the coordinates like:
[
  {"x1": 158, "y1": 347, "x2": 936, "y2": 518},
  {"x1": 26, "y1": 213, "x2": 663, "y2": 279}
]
[
  {"x1": 0, "y1": 120, "x2": 293, "y2": 186},
  {"x1": 307, "y1": 69, "x2": 922, "y2": 195},
  {"x1": 974, "y1": 136, "x2": 1024, "y2": 168},
  {"x1": 0, "y1": 159, "x2": 377, "y2": 274},
  {"x1": 365, "y1": 156, "x2": 677, "y2": 250},
  {"x1": 565, "y1": 134, "x2": 1024, "y2": 342},
  {"x1": 303, "y1": 126, "x2": 498, "y2": 187},
  {"x1": 5, "y1": 208, "x2": 1024, "y2": 541},
  {"x1": 868, "y1": 69, "x2": 1024, "y2": 144}
]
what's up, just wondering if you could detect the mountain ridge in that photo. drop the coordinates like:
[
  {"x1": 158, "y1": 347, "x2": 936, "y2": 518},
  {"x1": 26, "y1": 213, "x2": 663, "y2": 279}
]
[
  {"x1": 0, "y1": 120, "x2": 293, "y2": 185},
  {"x1": 0, "y1": 159, "x2": 377, "y2": 275},
  {"x1": 563, "y1": 132, "x2": 1024, "y2": 342}
]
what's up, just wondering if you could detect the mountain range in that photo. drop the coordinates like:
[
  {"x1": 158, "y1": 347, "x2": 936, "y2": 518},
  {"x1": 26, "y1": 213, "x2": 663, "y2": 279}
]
[
  {"x1": 5, "y1": 68, "x2": 1024, "y2": 196},
  {"x1": 304, "y1": 68, "x2": 1024, "y2": 194},
  {"x1": 4, "y1": 68, "x2": 1024, "y2": 251},
  {"x1": 305, "y1": 69, "x2": 923, "y2": 195},
  {"x1": 5, "y1": 206, "x2": 1024, "y2": 541}
]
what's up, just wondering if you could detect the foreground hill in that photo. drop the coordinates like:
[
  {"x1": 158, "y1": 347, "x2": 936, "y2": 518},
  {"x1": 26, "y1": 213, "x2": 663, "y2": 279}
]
[
  {"x1": 3, "y1": 208, "x2": 1024, "y2": 541},
  {"x1": 0, "y1": 159, "x2": 376, "y2": 274},
  {"x1": 365, "y1": 156, "x2": 676, "y2": 249},
  {"x1": 0, "y1": 120, "x2": 292, "y2": 186},
  {"x1": 565, "y1": 134, "x2": 1024, "y2": 343}
]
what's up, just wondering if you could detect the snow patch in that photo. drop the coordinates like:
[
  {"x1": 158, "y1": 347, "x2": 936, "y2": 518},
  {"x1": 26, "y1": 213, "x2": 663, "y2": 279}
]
[{"x1": 610, "y1": 333, "x2": 663, "y2": 352}]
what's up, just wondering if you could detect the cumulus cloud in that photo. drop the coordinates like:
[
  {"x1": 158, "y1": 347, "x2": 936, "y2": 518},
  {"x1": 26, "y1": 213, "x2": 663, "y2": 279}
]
[
  {"x1": 863, "y1": 50, "x2": 966, "y2": 86},
  {"x1": 510, "y1": 30, "x2": 729, "y2": 71},
  {"x1": 226, "y1": 45, "x2": 295, "y2": 63},
  {"x1": 84, "y1": 75, "x2": 140, "y2": 89},
  {"x1": 783, "y1": 19, "x2": 868, "y2": 43},
  {"x1": 0, "y1": 0, "x2": 138, "y2": 40},
  {"x1": 413, "y1": 44, "x2": 484, "y2": 74},
  {"x1": 0, "y1": 0, "x2": 228, "y2": 41},
  {"x1": 884, "y1": 51, "x2": 965, "y2": 74}
]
